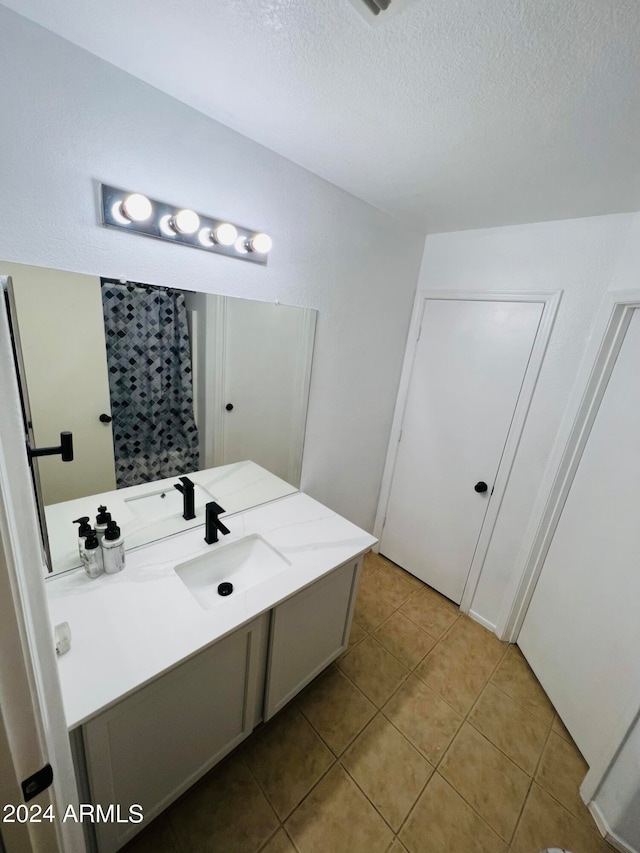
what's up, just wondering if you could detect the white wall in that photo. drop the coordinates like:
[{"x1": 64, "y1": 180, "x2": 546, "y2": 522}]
[
  {"x1": 594, "y1": 710, "x2": 640, "y2": 853},
  {"x1": 417, "y1": 210, "x2": 639, "y2": 628},
  {"x1": 0, "y1": 5, "x2": 425, "y2": 531}
]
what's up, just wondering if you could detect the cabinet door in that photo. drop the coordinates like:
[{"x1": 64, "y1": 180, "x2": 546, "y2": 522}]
[
  {"x1": 264, "y1": 559, "x2": 360, "y2": 720},
  {"x1": 83, "y1": 613, "x2": 268, "y2": 852}
]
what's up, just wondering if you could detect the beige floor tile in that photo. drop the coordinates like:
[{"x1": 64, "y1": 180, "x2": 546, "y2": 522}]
[
  {"x1": 383, "y1": 674, "x2": 462, "y2": 765},
  {"x1": 399, "y1": 589, "x2": 459, "y2": 639},
  {"x1": 421, "y1": 585, "x2": 461, "y2": 613},
  {"x1": 414, "y1": 641, "x2": 487, "y2": 715},
  {"x1": 374, "y1": 610, "x2": 437, "y2": 669},
  {"x1": 122, "y1": 814, "x2": 180, "y2": 853},
  {"x1": 440, "y1": 615, "x2": 507, "y2": 678},
  {"x1": 296, "y1": 665, "x2": 376, "y2": 755},
  {"x1": 362, "y1": 550, "x2": 386, "y2": 576},
  {"x1": 360, "y1": 564, "x2": 418, "y2": 610},
  {"x1": 260, "y1": 828, "x2": 297, "y2": 853},
  {"x1": 535, "y1": 731, "x2": 593, "y2": 827},
  {"x1": 354, "y1": 580, "x2": 400, "y2": 632},
  {"x1": 400, "y1": 773, "x2": 507, "y2": 853},
  {"x1": 375, "y1": 559, "x2": 424, "y2": 591},
  {"x1": 285, "y1": 764, "x2": 393, "y2": 853},
  {"x1": 338, "y1": 636, "x2": 409, "y2": 707},
  {"x1": 438, "y1": 722, "x2": 529, "y2": 842},
  {"x1": 168, "y1": 754, "x2": 278, "y2": 853},
  {"x1": 468, "y1": 682, "x2": 549, "y2": 775},
  {"x1": 242, "y1": 705, "x2": 333, "y2": 820},
  {"x1": 552, "y1": 712, "x2": 574, "y2": 744},
  {"x1": 490, "y1": 645, "x2": 555, "y2": 726},
  {"x1": 342, "y1": 714, "x2": 433, "y2": 831},
  {"x1": 511, "y1": 783, "x2": 612, "y2": 853}
]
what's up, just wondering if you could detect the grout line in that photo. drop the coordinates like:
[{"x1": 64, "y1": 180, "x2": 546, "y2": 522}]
[
  {"x1": 508, "y1": 713, "x2": 555, "y2": 844},
  {"x1": 337, "y1": 752, "x2": 401, "y2": 838},
  {"x1": 488, "y1": 668, "x2": 555, "y2": 728}
]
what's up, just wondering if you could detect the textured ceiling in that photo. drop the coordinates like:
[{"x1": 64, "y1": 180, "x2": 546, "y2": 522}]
[{"x1": 3, "y1": 0, "x2": 640, "y2": 232}]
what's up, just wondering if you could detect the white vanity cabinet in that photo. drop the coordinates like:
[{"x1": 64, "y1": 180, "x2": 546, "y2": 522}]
[
  {"x1": 264, "y1": 557, "x2": 360, "y2": 719},
  {"x1": 81, "y1": 613, "x2": 269, "y2": 853},
  {"x1": 75, "y1": 556, "x2": 362, "y2": 852}
]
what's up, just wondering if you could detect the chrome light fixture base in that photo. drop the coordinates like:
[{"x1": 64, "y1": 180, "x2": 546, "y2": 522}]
[{"x1": 100, "y1": 185, "x2": 271, "y2": 265}]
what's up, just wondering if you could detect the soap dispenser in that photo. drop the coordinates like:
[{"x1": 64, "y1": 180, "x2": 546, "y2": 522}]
[
  {"x1": 102, "y1": 520, "x2": 125, "y2": 574},
  {"x1": 81, "y1": 530, "x2": 104, "y2": 579},
  {"x1": 95, "y1": 505, "x2": 111, "y2": 540},
  {"x1": 73, "y1": 516, "x2": 92, "y2": 559}
]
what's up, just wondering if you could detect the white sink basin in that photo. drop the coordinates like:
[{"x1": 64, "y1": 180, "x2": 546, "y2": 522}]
[
  {"x1": 174, "y1": 535, "x2": 291, "y2": 610},
  {"x1": 125, "y1": 483, "x2": 213, "y2": 523}
]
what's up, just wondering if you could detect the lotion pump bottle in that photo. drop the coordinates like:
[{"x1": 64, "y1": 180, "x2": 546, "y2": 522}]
[
  {"x1": 73, "y1": 516, "x2": 92, "y2": 559},
  {"x1": 95, "y1": 506, "x2": 111, "y2": 540},
  {"x1": 81, "y1": 530, "x2": 104, "y2": 579},
  {"x1": 102, "y1": 520, "x2": 125, "y2": 574}
]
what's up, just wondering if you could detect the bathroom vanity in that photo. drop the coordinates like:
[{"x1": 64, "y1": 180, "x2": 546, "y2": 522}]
[{"x1": 46, "y1": 490, "x2": 375, "y2": 852}]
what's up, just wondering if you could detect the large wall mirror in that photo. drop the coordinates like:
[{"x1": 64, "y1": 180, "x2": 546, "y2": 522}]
[{"x1": 1, "y1": 261, "x2": 317, "y2": 576}]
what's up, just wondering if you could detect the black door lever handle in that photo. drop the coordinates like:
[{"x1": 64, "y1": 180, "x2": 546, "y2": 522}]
[{"x1": 28, "y1": 431, "x2": 74, "y2": 462}]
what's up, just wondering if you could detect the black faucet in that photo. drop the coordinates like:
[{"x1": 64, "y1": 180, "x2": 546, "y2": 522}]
[
  {"x1": 205, "y1": 501, "x2": 230, "y2": 544},
  {"x1": 174, "y1": 476, "x2": 196, "y2": 520}
]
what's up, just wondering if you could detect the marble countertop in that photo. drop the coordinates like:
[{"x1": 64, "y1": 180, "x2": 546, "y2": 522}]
[
  {"x1": 46, "y1": 491, "x2": 376, "y2": 730},
  {"x1": 45, "y1": 461, "x2": 297, "y2": 574}
]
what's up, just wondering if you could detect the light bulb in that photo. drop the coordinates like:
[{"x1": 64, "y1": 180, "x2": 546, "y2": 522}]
[
  {"x1": 111, "y1": 202, "x2": 130, "y2": 225},
  {"x1": 159, "y1": 214, "x2": 175, "y2": 236},
  {"x1": 197, "y1": 227, "x2": 214, "y2": 247},
  {"x1": 171, "y1": 209, "x2": 200, "y2": 235},
  {"x1": 234, "y1": 236, "x2": 248, "y2": 254},
  {"x1": 213, "y1": 223, "x2": 238, "y2": 246},
  {"x1": 248, "y1": 232, "x2": 273, "y2": 254},
  {"x1": 121, "y1": 193, "x2": 152, "y2": 222}
]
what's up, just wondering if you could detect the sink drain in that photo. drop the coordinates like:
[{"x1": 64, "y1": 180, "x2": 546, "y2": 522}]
[{"x1": 217, "y1": 582, "x2": 233, "y2": 596}]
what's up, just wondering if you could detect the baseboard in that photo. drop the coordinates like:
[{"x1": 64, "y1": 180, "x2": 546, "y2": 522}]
[
  {"x1": 468, "y1": 609, "x2": 496, "y2": 634},
  {"x1": 589, "y1": 801, "x2": 639, "y2": 853}
]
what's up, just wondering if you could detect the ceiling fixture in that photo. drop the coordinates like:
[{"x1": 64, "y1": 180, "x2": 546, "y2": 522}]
[{"x1": 100, "y1": 185, "x2": 272, "y2": 265}]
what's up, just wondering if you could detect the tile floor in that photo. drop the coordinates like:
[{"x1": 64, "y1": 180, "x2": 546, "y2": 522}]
[{"x1": 124, "y1": 552, "x2": 615, "y2": 853}]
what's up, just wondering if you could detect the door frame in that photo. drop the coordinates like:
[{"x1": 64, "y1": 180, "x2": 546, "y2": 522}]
[
  {"x1": 495, "y1": 288, "x2": 640, "y2": 803},
  {"x1": 374, "y1": 289, "x2": 562, "y2": 626},
  {"x1": 0, "y1": 290, "x2": 85, "y2": 852}
]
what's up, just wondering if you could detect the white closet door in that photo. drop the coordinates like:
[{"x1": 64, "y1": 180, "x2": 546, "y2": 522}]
[
  {"x1": 519, "y1": 308, "x2": 640, "y2": 766},
  {"x1": 381, "y1": 298, "x2": 543, "y2": 603}
]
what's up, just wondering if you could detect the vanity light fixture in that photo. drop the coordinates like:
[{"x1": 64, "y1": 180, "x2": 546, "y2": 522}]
[{"x1": 100, "y1": 184, "x2": 272, "y2": 265}]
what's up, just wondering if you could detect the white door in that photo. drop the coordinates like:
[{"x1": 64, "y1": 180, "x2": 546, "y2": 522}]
[
  {"x1": 221, "y1": 298, "x2": 314, "y2": 485},
  {"x1": 0, "y1": 291, "x2": 85, "y2": 853},
  {"x1": 518, "y1": 307, "x2": 640, "y2": 767},
  {"x1": 380, "y1": 298, "x2": 543, "y2": 603},
  {"x1": 3, "y1": 262, "x2": 116, "y2": 503}
]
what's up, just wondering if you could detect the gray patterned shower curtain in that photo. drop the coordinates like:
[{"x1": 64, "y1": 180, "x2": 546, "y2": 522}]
[{"x1": 101, "y1": 279, "x2": 200, "y2": 488}]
